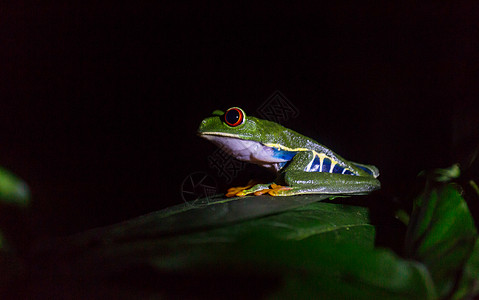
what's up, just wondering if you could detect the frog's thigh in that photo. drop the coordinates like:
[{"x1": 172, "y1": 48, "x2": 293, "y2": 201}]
[{"x1": 284, "y1": 171, "x2": 380, "y2": 194}]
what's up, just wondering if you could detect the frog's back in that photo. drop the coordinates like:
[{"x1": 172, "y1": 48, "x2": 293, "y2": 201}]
[{"x1": 262, "y1": 122, "x2": 379, "y2": 178}]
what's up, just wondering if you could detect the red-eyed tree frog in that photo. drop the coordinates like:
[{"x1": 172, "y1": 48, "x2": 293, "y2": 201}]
[{"x1": 198, "y1": 107, "x2": 380, "y2": 197}]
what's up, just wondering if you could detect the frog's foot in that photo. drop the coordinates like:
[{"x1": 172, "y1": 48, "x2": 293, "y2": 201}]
[
  {"x1": 226, "y1": 180, "x2": 261, "y2": 197},
  {"x1": 253, "y1": 184, "x2": 293, "y2": 196},
  {"x1": 226, "y1": 181, "x2": 293, "y2": 197}
]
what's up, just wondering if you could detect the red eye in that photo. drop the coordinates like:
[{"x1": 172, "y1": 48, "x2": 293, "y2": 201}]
[{"x1": 224, "y1": 107, "x2": 245, "y2": 127}]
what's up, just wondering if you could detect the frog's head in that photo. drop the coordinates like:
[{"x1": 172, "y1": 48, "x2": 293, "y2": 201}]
[
  {"x1": 198, "y1": 107, "x2": 261, "y2": 140},
  {"x1": 197, "y1": 107, "x2": 288, "y2": 167}
]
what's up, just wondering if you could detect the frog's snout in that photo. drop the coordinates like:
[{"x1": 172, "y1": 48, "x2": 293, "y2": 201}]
[{"x1": 197, "y1": 119, "x2": 208, "y2": 135}]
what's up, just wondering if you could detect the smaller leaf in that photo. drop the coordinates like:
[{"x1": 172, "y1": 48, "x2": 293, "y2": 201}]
[
  {"x1": 263, "y1": 240, "x2": 437, "y2": 300},
  {"x1": 0, "y1": 167, "x2": 30, "y2": 208},
  {"x1": 405, "y1": 183, "x2": 477, "y2": 297},
  {"x1": 418, "y1": 164, "x2": 461, "y2": 183},
  {"x1": 469, "y1": 179, "x2": 479, "y2": 197},
  {"x1": 395, "y1": 209, "x2": 410, "y2": 226},
  {"x1": 452, "y1": 238, "x2": 479, "y2": 300}
]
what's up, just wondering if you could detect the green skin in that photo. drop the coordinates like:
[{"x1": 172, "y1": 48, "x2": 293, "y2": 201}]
[{"x1": 198, "y1": 108, "x2": 381, "y2": 196}]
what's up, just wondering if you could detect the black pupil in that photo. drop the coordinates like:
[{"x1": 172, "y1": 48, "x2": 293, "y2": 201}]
[{"x1": 225, "y1": 109, "x2": 240, "y2": 125}]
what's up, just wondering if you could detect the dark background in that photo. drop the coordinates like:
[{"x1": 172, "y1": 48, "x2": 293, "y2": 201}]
[{"x1": 1, "y1": 2, "x2": 478, "y2": 237}]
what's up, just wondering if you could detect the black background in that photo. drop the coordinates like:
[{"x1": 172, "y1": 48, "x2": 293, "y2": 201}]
[{"x1": 1, "y1": 2, "x2": 479, "y2": 237}]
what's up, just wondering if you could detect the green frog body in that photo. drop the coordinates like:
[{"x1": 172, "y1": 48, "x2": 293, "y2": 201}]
[{"x1": 198, "y1": 107, "x2": 380, "y2": 197}]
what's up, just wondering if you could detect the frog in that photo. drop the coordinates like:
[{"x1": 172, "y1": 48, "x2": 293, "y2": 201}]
[{"x1": 198, "y1": 107, "x2": 380, "y2": 197}]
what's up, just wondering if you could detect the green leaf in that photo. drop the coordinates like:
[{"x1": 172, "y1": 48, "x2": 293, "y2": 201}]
[
  {"x1": 70, "y1": 194, "x2": 330, "y2": 246},
  {"x1": 74, "y1": 232, "x2": 434, "y2": 299},
  {"x1": 0, "y1": 167, "x2": 30, "y2": 208},
  {"x1": 149, "y1": 238, "x2": 435, "y2": 300},
  {"x1": 151, "y1": 201, "x2": 375, "y2": 250},
  {"x1": 452, "y1": 238, "x2": 479, "y2": 300},
  {"x1": 405, "y1": 183, "x2": 478, "y2": 297},
  {"x1": 73, "y1": 202, "x2": 374, "y2": 274},
  {"x1": 55, "y1": 198, "x2": 437, "y2": 299}
]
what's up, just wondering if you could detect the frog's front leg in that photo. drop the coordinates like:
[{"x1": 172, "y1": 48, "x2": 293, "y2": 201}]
[
  {"x1": 226, "y1": 180, "x2": 291, "y2": 197},
  {"x1": 275, "y1": 151, "x2": 381, "y2": 196},
  {"x1": 226, "y1": 180, "x2": 270, "y2": 197}
]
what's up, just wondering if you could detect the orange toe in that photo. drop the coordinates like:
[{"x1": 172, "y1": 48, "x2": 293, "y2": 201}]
[
  {"x1": 253, "y1": 184, "x2": 292, "y2": 197},
  {"x1": 267, "y1": 184, "x2": 292, "y2": 196},
  {"x1": 225, "y1": 180, "x2": 258, "y2": 197}
]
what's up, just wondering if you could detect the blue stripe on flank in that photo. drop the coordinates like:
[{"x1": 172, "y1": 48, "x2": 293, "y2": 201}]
[
  {"x1": 355, "y1": 164, "x2": 374, "y2": 175},
  {"x1": 332, "y1": 164, "x2": 344, "y2": 174},
  {"x1": 309, "y1": 155, "x2": 321, "y2": 172},
  {"x1": 343, "y1": 170, "x2": 354, "y2": 175},
  {"x1": 271, "y1": 148, "x2": 297, "y2": 161},
  {"x1": 322, "y1": 157, "x2": 332, "y2": 172}
]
